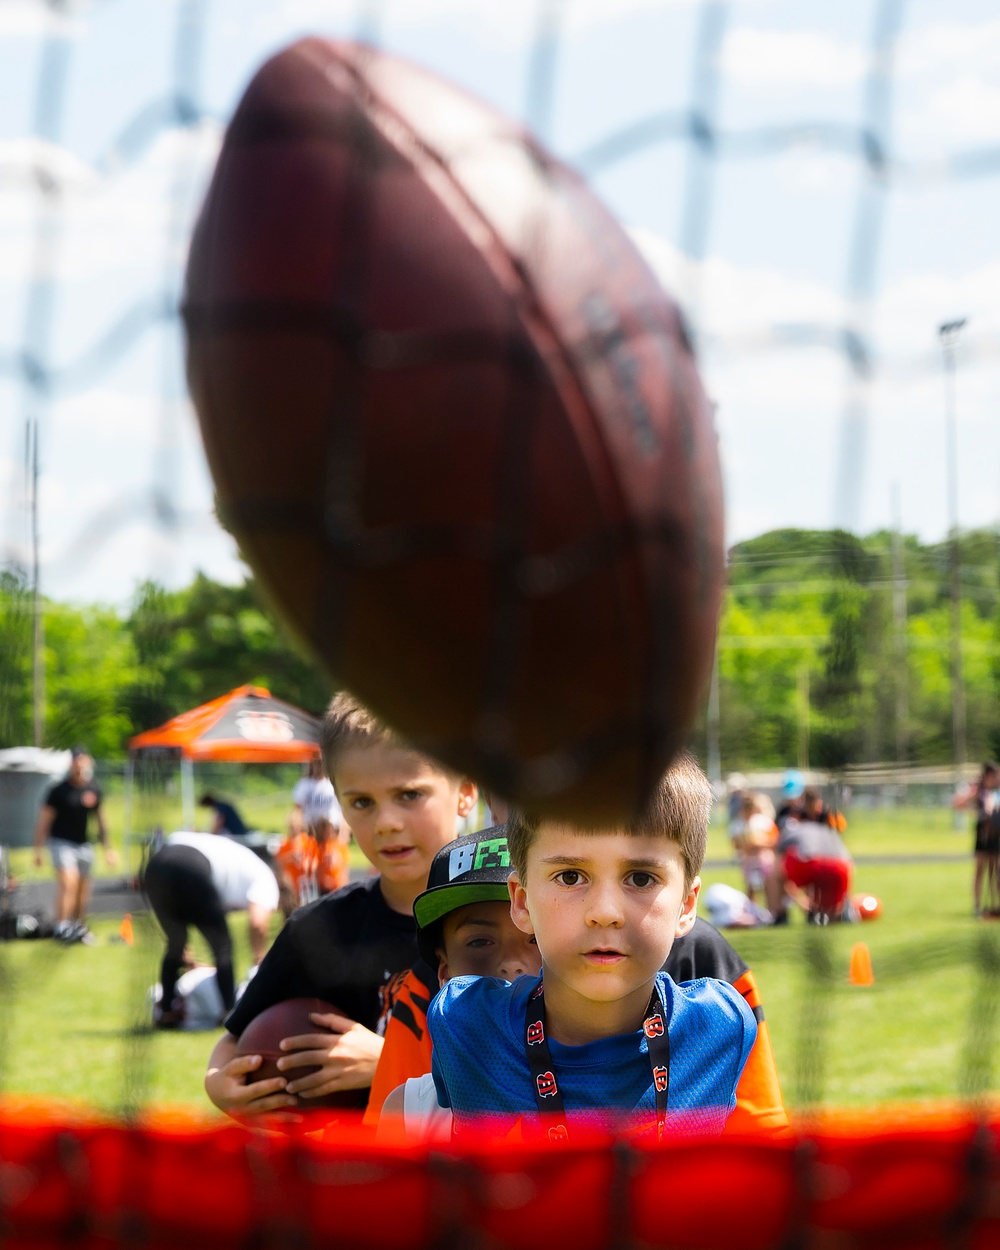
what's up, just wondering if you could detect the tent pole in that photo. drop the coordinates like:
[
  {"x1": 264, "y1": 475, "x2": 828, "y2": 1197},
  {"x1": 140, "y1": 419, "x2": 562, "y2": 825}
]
[
  {"x1": 181, "y1": 757, "x2": 195, "y2": 830},
  {"x1": 123, "y1": 755, "x2": 134, "y2": 878}
]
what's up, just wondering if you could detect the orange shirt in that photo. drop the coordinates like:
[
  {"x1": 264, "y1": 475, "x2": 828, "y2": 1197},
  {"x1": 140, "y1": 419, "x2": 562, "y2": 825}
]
[
  {"x1": 364, "y1": 964, "x2": 436, "y2": 1126},
  {"x1": 274, "y1": 832, "x2": 349, "y2": 906}
]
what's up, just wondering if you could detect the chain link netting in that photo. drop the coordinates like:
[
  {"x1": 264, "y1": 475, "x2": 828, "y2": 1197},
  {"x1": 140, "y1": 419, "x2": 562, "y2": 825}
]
[{"x1": 2, "y1": 6, "x2": 1000, "y2": 1241}]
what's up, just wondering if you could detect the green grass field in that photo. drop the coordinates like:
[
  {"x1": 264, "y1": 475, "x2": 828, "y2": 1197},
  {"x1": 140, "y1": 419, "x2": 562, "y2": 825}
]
[{"x1": 1, "y1": 805, "x2": 993, "y2": 1118}]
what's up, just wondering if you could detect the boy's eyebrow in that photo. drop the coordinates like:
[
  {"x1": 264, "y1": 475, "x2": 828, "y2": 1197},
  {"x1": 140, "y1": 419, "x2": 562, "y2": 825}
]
[
  {"x1": 451, "y1": 916, "x2": 502, "y2": 930},
  {"x1": 537, "y1": 855, "x2": 673, "y2": 870}
]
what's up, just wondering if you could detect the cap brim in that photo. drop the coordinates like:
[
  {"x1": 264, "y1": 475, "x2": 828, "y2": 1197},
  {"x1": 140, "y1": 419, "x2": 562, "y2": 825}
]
[{"x1": 413, "y1": 881, "x2": 513, "y2": 930}]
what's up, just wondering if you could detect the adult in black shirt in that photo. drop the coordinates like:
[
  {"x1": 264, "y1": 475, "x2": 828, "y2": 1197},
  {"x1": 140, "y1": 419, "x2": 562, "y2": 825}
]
[{"x1": 32, "y1": 747, "x2": 118, "y2": 944}]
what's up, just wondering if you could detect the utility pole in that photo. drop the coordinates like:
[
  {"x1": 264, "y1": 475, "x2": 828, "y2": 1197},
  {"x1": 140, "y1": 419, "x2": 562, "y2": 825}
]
[
  {"x1": 890, "y1": 483, "x2": 908, "y2": 767},
  {"x1": 938, "y1": 318, "x2": 967, "y2": 803}
]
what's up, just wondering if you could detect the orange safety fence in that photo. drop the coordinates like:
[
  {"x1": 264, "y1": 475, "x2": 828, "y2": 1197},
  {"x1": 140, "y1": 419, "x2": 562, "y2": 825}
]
[{"x1": 3, "y1": 1099, "x2": 1000, "y2": 1250}]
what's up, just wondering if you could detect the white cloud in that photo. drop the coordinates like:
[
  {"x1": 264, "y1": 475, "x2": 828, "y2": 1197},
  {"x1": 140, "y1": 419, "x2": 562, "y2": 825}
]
[
  {"x1": 0, "y1": 0, "x2": 82, "y2": 38},
  {"x1": 0, "y1": 121, "x2": 220, "y2": 284},
  {"x1": 47, "y1": 389, "x2": 185, "y2": 440},
  {"x1": 28, "y1": 386, "x2": 244, "y2": 603},
  {"x1": 235, "y1": 0, "x2": 712, "y2": 53},
  {"x1": 719, "y1": 27, "x2": 866, "y2": 91},
  {"x1": 630, "y1": 225, "x2": 845, "y2": 337},
  {"x1": 897, "y1": 18, "x2": 1000, "y2": 81},
  {"x1": 892, "y1": 19, "x2": 1000, "y2": 149},
  {"x1": 0, "y1": 138, "x2": 98, "y2": 191},
  {"x1": 628, "y1": 223, "x2": 1000, "y2": 540},
  {"x1": 919, "y1": 76, "x2": 1000, "y2": 145},
  {"x1": 43, "y1": 514, "x2": 245, "y2": 605},
  {"x1": 875, "y1": 263, "x2": 1000, "y2": 359}
]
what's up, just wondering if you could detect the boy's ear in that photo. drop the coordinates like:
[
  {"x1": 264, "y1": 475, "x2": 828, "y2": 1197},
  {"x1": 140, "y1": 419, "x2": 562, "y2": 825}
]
[
  {"x1": 456, "y1": 779, "x2": 478, "y2": 819},
  {"x1": 436, "y1": 950, "x2": 450, "y2": 989},
  {"x1": 675, "y1": 875, "x2": 701, "y2": 938},
  {"x1": 508, "y1": 873, "x2": 535, "y2": 936}
]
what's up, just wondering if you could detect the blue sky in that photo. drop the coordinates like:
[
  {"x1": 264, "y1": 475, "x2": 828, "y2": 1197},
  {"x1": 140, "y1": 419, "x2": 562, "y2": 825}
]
[{"x1": 2, "y1": 0, "x2": 1000, "y2": 604}]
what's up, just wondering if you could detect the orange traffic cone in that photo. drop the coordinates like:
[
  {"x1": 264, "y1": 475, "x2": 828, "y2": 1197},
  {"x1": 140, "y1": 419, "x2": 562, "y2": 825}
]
[
  {"x1": 119, "y1": 913, "x2": 134, "y2": 946},
  {"x1": 849, "y1": 941, "x2": 874, "y2": 986}
]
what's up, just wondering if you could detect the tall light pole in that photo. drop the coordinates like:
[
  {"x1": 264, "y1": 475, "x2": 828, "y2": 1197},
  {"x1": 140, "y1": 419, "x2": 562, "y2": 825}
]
[{"x1": 938, "y1": 318, "x2": 967, "y2": 800}]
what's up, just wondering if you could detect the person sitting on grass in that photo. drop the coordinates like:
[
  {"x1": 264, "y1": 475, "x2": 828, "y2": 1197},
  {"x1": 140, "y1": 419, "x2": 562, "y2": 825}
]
[
  {"x1": 427, "y1": 753, "x2": 757, "y2": 1141},
  {"x1": 204, "y1": 692, "x2": 477, "y2": 1119}
]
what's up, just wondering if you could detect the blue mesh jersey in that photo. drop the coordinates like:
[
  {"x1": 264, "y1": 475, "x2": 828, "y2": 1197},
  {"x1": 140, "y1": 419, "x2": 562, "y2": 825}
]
[{"x1": 428, "y1": 971, "x2": 757, "y2": 1138}]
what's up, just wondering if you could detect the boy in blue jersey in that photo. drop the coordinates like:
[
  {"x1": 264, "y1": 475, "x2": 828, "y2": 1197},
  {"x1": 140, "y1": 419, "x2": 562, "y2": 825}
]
[{"x1": 428, "y1": 752, "x2": 757, "y2": 1141}]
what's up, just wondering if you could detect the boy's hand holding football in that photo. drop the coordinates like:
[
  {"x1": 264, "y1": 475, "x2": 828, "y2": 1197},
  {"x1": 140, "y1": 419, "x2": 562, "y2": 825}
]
[
  {"x1": 277, "y1": 1008, "x2": 384, "y2": 1099},
  {"x1": 205, "y1": 1039, "x2": 298, "y2": 1117}
]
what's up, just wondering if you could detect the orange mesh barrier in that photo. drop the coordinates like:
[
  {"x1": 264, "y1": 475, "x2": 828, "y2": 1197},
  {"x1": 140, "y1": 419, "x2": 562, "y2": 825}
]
[{"x1": 3, "y1": 1100, "x2": 1000, "y2": 1250}]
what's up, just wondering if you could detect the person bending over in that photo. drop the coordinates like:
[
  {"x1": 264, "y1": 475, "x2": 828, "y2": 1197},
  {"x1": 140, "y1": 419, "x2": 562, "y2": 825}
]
[{"x1": 144, "y1": 829, "x2": 279, "y2": 1028}]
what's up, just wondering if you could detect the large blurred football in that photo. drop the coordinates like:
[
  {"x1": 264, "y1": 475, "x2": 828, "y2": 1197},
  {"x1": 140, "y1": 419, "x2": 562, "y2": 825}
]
[
  {"x1": 184, "y1": 39, "x2": 724, "y2": 824},
  {"x1": 235, "y1": 997, "x2": 367, "y2": 1110}
]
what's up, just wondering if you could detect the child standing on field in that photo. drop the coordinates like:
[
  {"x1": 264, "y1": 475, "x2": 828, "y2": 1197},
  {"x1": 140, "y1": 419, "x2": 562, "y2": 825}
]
[
  {"x1": 204, "y1": 692, "x2": 477, "y2": 1119},
  {"x1": 428, "y1": 753, "x2": 756, "y2": 1141}
]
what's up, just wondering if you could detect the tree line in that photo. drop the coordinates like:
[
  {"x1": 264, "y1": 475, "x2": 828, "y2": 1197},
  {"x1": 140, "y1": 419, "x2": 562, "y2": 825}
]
[
  {"x1": 1, "y1": 525, "x2": 998, "y2": 768},
  {"x1": 715, "y1": 527, "x2": 1000, "y2": 770},
  {"x1": 0, "y1": 571, "x2": 328, "y2": 758}
]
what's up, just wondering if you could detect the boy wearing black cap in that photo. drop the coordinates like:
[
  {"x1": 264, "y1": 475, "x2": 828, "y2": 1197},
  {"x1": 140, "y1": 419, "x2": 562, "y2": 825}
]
[{"x1": 375, "y1": 826, "x2": 541, "y2": 1135}]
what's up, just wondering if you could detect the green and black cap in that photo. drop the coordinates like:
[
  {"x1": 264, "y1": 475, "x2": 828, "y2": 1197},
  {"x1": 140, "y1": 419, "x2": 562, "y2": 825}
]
[{"x1": 413, "y1": 824, "x2": 513, "y2": 968}]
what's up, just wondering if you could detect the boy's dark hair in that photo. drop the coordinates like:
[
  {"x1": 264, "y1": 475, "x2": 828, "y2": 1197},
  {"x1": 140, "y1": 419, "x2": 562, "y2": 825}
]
[
  {"x1": 320, "y1": 691, "x2": 401, "y2": 779},
  {"x1": 320, "y1": 690, "x2": 462, "y2": 785},
  {"x1": 506, "y1": 751, "x2": 711, "y2": 887},
  {"x1": 801, "y1": 786, "x2": 822, "y2": 807}
]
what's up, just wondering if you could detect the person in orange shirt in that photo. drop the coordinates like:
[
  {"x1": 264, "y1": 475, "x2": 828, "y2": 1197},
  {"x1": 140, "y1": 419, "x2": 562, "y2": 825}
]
[{"x1": 274, "y1": 763, "x2": 350, "y2": 914}]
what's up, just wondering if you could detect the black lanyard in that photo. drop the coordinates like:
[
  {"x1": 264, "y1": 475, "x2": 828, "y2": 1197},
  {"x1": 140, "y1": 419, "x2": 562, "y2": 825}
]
[{"x1": 523, "y1": 978, "x2": 671, "y2": 1143}]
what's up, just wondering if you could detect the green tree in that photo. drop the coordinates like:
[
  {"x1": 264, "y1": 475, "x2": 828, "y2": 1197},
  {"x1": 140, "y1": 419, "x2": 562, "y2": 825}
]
[
  {"x1": 122, "y1": 573, "x2": 331, "y2": 734},
  {"x1": 43, "y1": 602, "x2": 137, "y2": 757}
]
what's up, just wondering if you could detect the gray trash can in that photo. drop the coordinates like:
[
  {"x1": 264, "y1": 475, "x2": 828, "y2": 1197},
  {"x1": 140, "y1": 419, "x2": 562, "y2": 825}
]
[{"x1": 0, "y1": 748, "x2": 71, "y2": 849}]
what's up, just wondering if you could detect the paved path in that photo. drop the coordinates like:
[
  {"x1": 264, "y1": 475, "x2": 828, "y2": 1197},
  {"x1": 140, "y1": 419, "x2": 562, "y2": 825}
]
[{"x1": 6, "y1": 876, "x2": 144, "y2": 921}]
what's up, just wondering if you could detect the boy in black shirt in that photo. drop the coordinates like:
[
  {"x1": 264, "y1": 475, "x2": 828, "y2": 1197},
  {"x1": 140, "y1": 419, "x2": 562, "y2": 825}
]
[
  {"x1": 32, "y1": 746, "x2": 119, "y2": 944},
  {"x1": 205, "y1": 694, "x2": 477, "y2": 1117}
]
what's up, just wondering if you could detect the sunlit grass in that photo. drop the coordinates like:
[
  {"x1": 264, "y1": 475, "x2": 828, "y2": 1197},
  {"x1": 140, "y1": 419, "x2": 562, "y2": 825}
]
[{"x1": 2, "y1": 809, "x2": 992, "y2": 1115}]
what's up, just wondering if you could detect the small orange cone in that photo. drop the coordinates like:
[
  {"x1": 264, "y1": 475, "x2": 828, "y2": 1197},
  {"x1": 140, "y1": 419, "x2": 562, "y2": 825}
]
[
  {"x1": 849, "y1": 941, "x2": 874, "y2": 986},
  {"x1": 119, "y1": 913, "x2": 134, "y2": 946}
]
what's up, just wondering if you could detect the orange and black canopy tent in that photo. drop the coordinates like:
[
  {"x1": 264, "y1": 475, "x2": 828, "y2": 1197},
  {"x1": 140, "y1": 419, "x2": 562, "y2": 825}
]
[{"x1": 128, "y1": 685, "x2": 321, "y2": 764}]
